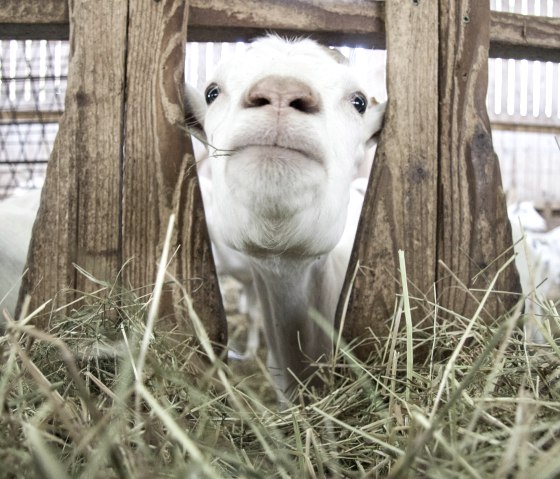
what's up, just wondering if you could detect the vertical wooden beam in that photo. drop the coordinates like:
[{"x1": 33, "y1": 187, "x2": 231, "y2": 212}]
[
  {"x1": 337, "y1": 0, "x2": 439, "y2": 358},
  {"x1": 122, "y1": 0, "x2": 226, "y2": 347},
  {"x1": 19, "y1": 0, "x2": 127, "y2": 321},
  {"x1": 19, "y1": 0, "x2": 227, "y2": 349},
  {"x1": 338, "y1": 1, "x2": 519, "y2": 359},
  {"x1": 437, "y1": 1, "x2": 519, "y2": 321}
]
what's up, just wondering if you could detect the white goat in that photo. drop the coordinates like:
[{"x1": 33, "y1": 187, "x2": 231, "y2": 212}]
[
  {"x1": 508, "y1": 202, "x2": 560, "y2": 341},
  {"x1": 186, "y1": 36, "x2": 385, "y2": 400},
  {"x1": 0, "y1": 189, "x2": 41, "y2": 320},
  {"x1": 198, "y1": 174, "x2": 263, "y2": 359},
  {"x1": 507, "y1": 202, "x2": 547, "y2": 233}
]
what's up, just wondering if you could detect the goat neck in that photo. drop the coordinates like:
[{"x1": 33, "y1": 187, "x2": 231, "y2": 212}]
[{"x1": 249, "y1": 253, "x2": 341, "y2": 401}]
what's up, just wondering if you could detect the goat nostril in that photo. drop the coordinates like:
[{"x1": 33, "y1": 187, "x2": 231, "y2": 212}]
[
  {"x1": 251, "y1": 97, "x2": 271, "y2": 107},
  {"x1": 289, "y1": 98, "x2": 318, "y2": 113}
]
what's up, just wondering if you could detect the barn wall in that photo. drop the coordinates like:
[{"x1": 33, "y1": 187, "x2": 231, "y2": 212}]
[{"x1": 489, "y1": 0, "x2": 560, "y2": 213}]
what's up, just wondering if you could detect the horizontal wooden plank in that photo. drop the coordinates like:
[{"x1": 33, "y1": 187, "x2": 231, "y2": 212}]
[
  {"x1": 490, "y1": 121, "x2": 560, "y2": 135},
  {"x1": 188, "y1": 0, "x2": 385, "y2": 48},
  {"x1": 0, "y1": 110, "x2": 63, "y2": 124},
  {"x1": 0, "y1": 0, "x2": 69, "y2": 39},
  {"x1": 1, "y1": 0, "x2": 559, "y2": 61},
  {"x1": 0, "y1": 0, "x2": 68, "y2": 24},
  {"x1": 0, "y1": 0, "x2": 386, "y2": 46},
  {"x1": 490, "y1": 11, "x2": 560, "y2": 62},
  {"x1": 0, "y1": 24, "x2": 69, "y2": 39}
]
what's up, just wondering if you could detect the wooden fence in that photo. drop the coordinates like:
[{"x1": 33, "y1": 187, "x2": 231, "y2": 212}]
[
  {"x1": 3, "y1": 40, "x2": 559, "y2": 204},
  {"x1": 1, "y1": 0, "x2": 559, "y2": 357}
]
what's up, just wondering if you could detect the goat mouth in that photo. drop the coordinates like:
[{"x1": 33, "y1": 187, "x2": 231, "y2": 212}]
[{"x1": 234, "y1": 145, "x2": 320, "y2": 163}]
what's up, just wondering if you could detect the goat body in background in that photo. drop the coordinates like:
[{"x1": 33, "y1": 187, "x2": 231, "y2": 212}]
[
  {"x1": 0, "y1": 190, "x2": 40, "y2": 319},
  {"x1": 508, "y1": 202, "x2": 560, "y2": 341}
]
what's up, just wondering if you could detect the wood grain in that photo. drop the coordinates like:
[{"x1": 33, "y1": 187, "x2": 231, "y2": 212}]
[
  {"x1": 0, "y1": 0, "x2": 68, "y2": 22},
  {"x1": 122, "y1": 0, "x2": 227, "y2": 346},
  {"x1": 490, "y1": 11, "x2": 560, "y2": 62},
  {"x1": 0, "y1": 0, "x2": 69, "y2": 39},
  {"x1": 2, "y1": 0, "x2": 558, "y2": 62},
  {"x1": 336, "y1": 0, "x2": 439, "y2": 358},
  {"x1": 18, "y1": 0, "x2": 227, "y2": 348},
  {"x1": 188, "y1": 0, "x2": 385, "y2": 47},
  {"x1": 337, "y1": 1, "x2": 520, "y2": 360},
  {"x1": 18, "y1": 0, "x2": 126, "y2": 323},
  {"x1": 437, "y1": 2, "x2": 520, "y2": 325}
]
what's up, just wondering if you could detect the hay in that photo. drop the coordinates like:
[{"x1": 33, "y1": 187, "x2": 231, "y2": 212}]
[{"x1": 1, "y1": 241, "x2": 559, "y2": 478}]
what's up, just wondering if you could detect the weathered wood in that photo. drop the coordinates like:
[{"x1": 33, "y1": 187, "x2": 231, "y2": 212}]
[
  {"x1": 337, "y1": 1, "x2": 520, "y2": 360},
  {"x1": 0, "y1": 0, "x2": 69, "y2": 39},
  {"x1": 0, "y1": 0, "x2": 68, "y2": 23},
  {"x1": 0, "y1": 111, "x2": 64, "y2": 124},
  {"x1": 122, "y1": 0, "x2": 226, "y2": 345},
  {"x1": 437, "y1": 2, "x2": 519, "y2": 325},
  {"x1": 0, "y1": 0, "x2": 386, "y2": 46},
  {"x1": 18, "y1": 0, "x2": 227, "y2": 348},
  {"x1": 18, "y1": 0, "x2": 126, "y2": 322},
  {"x1": 2, "y1": 0, "x2": 559, "y2": 62},
  {"x1": 336, "y1": 0, "x2": 439, "y2": 358},
  {"x1": 490, "y1": 121, "x2": 560, "y2": 135},
  {"x1": 490, "y1": 11, "x2": 560, "y2": 62},
  {"x1": 0, "y1": 0, "x2": 385, "y2": 46},
  {"x1": 188, "y1": 0, "x2": 385, "y2": 47}
]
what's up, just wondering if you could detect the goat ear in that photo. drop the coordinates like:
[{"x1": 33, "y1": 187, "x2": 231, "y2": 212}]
[
  {"x1": 183, "y1": 83, "x2": 207, "y2": 143},
  {"x1": 364, "y1": 100, "x2": 386, "y2": 147}
]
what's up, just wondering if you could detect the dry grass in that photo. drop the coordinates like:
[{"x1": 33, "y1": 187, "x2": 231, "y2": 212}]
[{"x1": 1, "y1": 244, "x2": 559, "y2": 478}]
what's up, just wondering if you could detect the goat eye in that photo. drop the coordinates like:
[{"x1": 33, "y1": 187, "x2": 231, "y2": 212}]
[
  {"x1": 350, "y1": 92, "x2": 368, "y2": 114},
  {"x1": 205, "y1": 83, "x2": 220, "y2": 105}
]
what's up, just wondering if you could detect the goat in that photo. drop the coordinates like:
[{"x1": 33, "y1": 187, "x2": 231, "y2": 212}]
[
  {"x1": 198, "y1": 174, "x2": 263, "y2": 359},
  {"x1": 509, "y1": 202, "x2": 560, "y2": 341},
  {"x1": 186, "y1": 35, "x2": 385, "y2": 400},
  {"x1": 507, "y1": 202, "x2": 547, "y2": 233},
  {"x1": 0, "y1": 189, "x2": 41, "y2": 321}
]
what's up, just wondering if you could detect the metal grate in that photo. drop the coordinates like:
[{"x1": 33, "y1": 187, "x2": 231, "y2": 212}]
[{"x1": 0, "y1": 40, "x2": 68, "y2": 197}]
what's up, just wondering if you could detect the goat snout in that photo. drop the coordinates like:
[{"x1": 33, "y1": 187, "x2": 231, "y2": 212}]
[{"x1": 243, "y1": 75, "x2": 320, "y2": 113}]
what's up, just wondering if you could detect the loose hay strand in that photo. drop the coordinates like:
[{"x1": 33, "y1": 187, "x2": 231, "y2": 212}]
[
  {"x1": 398, "y1": 250, "x2": 414, "y2": 402},
  {"x1": 135, "y1": 213, "x2": 176, "y2": 383},
  {"x1": 24, "y1": 423, "x2": 71, "y2": 479},
  {"x1": 136, "y1": 382, "x2": 220, "y2": 477}
]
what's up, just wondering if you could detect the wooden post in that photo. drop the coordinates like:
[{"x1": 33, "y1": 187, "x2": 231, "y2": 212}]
[
  {"x1": 18, "y1": 0, "x2": 126, "y2": 318},
  {"x1": 336, "y1": 0, "x2": 439, "y2": 359},
  {"x1": 437, "y1": 1, "x2": 519, "y2": 324},
  {"x1": 122, "y1": 0, "x2": 226, "y2": 345},
  {"x1": 337, "y1": 0, "x2": 519, "y2": 359},
  {"x1": 18, "y1": 0, "x2": 227, "y2": 348}
]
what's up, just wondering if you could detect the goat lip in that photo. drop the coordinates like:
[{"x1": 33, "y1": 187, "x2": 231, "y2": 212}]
[{"x1": 234, "y1": 145, "x2": 320, "y2": 163}]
